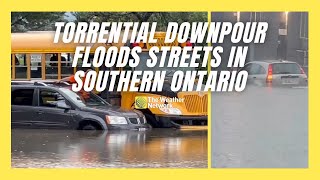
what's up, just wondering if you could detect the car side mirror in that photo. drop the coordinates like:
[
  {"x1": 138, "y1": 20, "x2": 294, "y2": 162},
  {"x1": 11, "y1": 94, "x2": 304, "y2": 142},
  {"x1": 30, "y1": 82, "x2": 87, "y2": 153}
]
[{"x1": 56, "y1": 101, "x2": 70, "y2": 110}]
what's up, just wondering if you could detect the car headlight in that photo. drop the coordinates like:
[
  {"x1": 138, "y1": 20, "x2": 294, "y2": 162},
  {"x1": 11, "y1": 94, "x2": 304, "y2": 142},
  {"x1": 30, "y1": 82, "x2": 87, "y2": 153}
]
[
  {"x1": 159, "y1": 107, "x2": 182, "y2": 115},
  {"x1": 106, "y1": 116, "x2": 128, "y2": 124},
  {"x1": 141, "y1": 116, "x2": 147, "y2": 124}
]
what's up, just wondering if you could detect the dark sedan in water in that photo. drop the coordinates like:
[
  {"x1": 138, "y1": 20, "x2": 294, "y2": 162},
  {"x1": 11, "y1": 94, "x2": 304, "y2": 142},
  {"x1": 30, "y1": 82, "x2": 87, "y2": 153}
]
[{"x1": 11, "y1": 81, "x2": 149, "y2": 130}]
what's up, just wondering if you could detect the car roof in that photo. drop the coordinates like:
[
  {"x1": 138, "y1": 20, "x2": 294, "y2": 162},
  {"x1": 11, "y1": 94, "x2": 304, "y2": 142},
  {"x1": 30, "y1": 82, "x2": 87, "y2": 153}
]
[
  {"x1": 249, "y1": 60, "x2": 297, "y2": 64},
  {"x1": 11, "y1": 80, "x2": 71, "y2": 89}
]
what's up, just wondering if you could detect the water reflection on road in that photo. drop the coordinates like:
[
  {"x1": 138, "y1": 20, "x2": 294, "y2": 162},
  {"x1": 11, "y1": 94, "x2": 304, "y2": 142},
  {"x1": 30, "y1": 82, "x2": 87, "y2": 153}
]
[
  {"x1": 212, "y1": 85, "x2": 308, "y2": 168},
  {"x1": 12, "y1": 129, "x2": 207, "y2": 168}
]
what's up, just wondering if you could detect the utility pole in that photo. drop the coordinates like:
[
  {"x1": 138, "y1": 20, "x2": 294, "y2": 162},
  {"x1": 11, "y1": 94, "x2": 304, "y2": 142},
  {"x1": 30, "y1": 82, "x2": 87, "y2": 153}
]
[
  {"x1": 249, "y1": 12, "x2": 255, "y2": 62},
  {"x1": 277, "y1": 12, "x2": 288, "y2": 60}
]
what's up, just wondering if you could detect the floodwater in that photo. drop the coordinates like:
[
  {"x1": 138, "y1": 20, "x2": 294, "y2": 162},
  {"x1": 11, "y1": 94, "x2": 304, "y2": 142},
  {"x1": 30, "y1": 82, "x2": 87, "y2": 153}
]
[
  {"x1": 12, "y1": 129, "x2": 207, "y2": 168},
  {"x1": 212, "y1": 85, "x2": 308, "y2": 168}
]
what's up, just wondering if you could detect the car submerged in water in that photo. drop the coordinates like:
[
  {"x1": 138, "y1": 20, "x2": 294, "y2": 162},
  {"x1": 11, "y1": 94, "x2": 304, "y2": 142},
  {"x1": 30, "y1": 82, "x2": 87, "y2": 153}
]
[{"x1": 11, "y1": 81, "x2": 150, "y2": 130}]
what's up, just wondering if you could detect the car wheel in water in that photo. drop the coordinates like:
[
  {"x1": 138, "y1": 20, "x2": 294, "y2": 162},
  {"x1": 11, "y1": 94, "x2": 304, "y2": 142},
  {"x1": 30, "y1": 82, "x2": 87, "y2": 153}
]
[
  {"x1": 144, "y1": 113, "x2": 161, "y2": 128},
  {"x1": 79, "y1": 122, "x2": 101, "y2": 131}
]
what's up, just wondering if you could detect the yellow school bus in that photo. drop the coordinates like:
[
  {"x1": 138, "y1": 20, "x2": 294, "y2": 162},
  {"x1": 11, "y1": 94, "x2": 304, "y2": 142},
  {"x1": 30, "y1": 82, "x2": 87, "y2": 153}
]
[{"x1": 11, "y1": 32, "x2": 208, "y2": 128}]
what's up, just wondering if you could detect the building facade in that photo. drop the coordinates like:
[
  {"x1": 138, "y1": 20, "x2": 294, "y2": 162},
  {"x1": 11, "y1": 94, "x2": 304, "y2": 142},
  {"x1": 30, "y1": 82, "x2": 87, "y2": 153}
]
[{"x1": 211, "y1": 12, "x2": 308, "y2": 71}]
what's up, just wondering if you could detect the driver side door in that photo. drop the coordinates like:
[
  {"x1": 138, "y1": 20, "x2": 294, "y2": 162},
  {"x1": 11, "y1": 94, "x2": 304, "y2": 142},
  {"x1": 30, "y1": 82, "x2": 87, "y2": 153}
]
[{"x1": 32, "y1": 88, "x2": 74, "y2": 129}]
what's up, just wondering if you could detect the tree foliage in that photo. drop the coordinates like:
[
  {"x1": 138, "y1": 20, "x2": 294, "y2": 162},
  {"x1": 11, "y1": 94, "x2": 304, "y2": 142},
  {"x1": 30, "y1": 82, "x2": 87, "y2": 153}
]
[
  {"x1": 11, "y1": 12, "x2": 65, "y2": 32},
  {"x1": 71, "y1": 12, "x2": 207, "y2": 30},
  {"x1": 11, "y1": 12, "x2": 207, "y2": 32}
]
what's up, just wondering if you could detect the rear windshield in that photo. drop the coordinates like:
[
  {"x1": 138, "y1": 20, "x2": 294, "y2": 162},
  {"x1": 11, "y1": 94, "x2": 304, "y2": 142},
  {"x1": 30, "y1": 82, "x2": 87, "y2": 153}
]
[{"x1": 272, "y1": 63, "x2": 302, "y2": 74}]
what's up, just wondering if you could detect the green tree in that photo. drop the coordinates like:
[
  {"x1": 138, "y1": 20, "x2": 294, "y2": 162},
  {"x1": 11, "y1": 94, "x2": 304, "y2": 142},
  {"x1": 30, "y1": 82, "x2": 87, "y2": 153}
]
[
  {"x1": 71, "y1": 12, "x2": 207, "y2": 30},
  {"x1": 11, "y1": 12, "x2": 65, "y2": 32}
]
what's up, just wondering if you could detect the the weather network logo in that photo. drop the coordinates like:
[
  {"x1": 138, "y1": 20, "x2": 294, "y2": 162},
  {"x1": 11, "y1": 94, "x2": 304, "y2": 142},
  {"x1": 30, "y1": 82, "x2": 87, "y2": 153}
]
[{"x1": 135, "y1": 96, "x2": 148, "y2": 109}]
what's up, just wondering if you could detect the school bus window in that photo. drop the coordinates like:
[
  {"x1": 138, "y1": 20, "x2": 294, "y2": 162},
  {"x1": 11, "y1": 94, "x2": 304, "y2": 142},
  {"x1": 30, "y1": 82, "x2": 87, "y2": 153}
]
[
  {"x1": 135, "y1": 52, "x2": 197, "y2": 78},
  {"x1": 75, "y1": 54, "x2": 95, "y2": 71},
  {"x1": 122, "y1": 53, "x2": 135, "y2": 71},
  {"x1": 45, "y1": 54, "x2": 58, "y2": 79},
  {"x1": 30, "y1": 54, "x2": 42, "y2": 79},
  {"x1": 11, "y1": 54, "x2": 17, "y2": 78},
  {"x1": 123, "y1": 64, "x2": 133, "y2": 71},
  {"x1": 61, "y1": 53, "x2": 74, "y2": 78},
  {"x1": 13, "y1": 54, "x2": 28, "y2": 79}
]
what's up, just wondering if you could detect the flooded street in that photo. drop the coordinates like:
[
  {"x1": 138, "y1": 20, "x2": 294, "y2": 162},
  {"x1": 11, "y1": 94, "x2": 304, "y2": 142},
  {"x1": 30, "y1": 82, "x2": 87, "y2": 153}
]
[
  {"x1": 211, "y1": 85, "x2": 308, "y2": 168},
  {"x1": 12, "y1": 129, "x2": 207, "y2": 168}
]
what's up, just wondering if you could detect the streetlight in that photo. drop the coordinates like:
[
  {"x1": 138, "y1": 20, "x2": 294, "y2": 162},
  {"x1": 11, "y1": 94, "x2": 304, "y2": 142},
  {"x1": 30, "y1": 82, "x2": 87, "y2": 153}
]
[{"x1": 285, "y1": 11, "x2": 289, "y2": 30}]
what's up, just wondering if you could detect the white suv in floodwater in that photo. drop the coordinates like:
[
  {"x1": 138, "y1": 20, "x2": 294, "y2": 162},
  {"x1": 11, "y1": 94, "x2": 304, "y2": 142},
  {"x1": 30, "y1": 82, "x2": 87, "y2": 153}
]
[{"x1": 240, "y1": 60, "x2": 308, "y2": 87}]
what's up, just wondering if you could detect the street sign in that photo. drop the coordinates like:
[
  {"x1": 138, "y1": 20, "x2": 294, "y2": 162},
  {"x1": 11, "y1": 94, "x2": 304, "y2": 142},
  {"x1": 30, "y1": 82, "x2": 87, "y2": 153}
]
[{"x1": 279, "y1": 29, "x2": 287, "y2": 36}]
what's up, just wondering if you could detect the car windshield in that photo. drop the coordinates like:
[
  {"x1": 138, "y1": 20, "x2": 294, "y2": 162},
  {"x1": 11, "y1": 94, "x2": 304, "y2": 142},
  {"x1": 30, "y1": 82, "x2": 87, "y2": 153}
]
[
  {"x1": 272, "y1": 63, "x2": 302, "y2": 74},
  {"x1": 60, "y1": 88, "x2": 110, "y2": 107},
  {"x1": 133, "y1": 52, "x2": 196, "y2": 78}
]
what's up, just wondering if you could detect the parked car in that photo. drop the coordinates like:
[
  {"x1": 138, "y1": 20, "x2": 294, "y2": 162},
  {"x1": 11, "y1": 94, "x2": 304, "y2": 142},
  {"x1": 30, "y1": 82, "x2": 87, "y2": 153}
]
[
  {"x1": 240, "y1": 60, "x2": 308, "y2": 86},
  {"x1": 11, "y1": 81, "x2": 150, "y2": 130}
]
